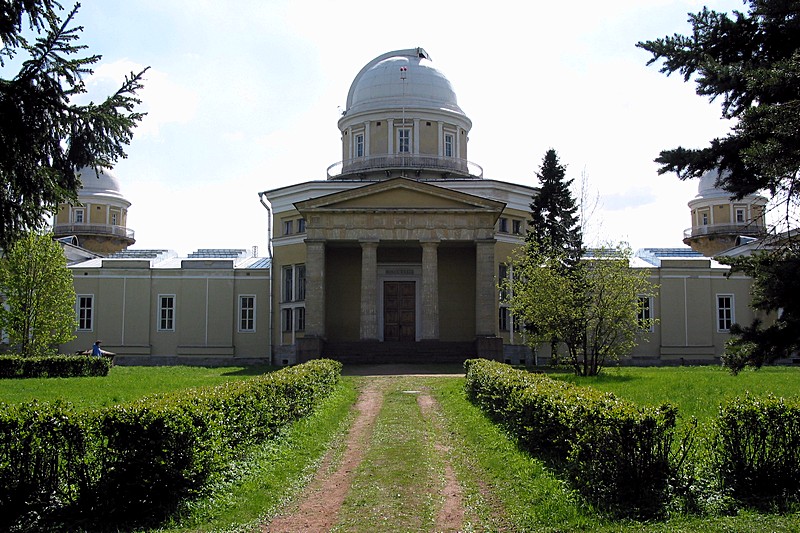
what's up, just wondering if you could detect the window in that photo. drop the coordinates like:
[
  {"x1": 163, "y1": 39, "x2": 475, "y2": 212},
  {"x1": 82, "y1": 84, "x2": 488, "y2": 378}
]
[
  {"x1": 283, "y1": 220, "x2": 293, "y2": 235},
  {"x1": 717, "y1": 295, "x2": 734, "y2": 332},
  {"x1": 444, "y1": 133, "x2": 454, "y2": 157},
  {"x1": 498, "y1": 218, "x2": 509, "y2": 233},
  {"x1": 512, "y1": 220, "x2": 522, "y2": 235},
  {"x1": 158, "y1": 295, "x2": 175, "y2": 331},
  {"x1": 398, "y1": 128, "x2": 410, "y2": 153},
  {"x1": 498, "y1": 263, "x2": 509, "y2": 300},
  {"x1": 111, "y1": 212, "x2": 118, "y2": 226},
  {"x1": 282, "y1": 308, "x2": 293, "y2": 332},
  {"x1": 282, "y1": 266, "x2": 294, "y2": 302},
  {"x1": 239, "y1": 295, "x2": 255, "y2": 332},
  {"x1": 295, "y1": 307, "x2": 306, "y2": 331},
  {"x1": 77, "y1": 295, "x2": 94, "y2": 331},
  {"x1": 355, "y1": 133, "x2": 364, "y2": 157},
  {"x1": 499, "y1": 307, "x2": 509, "y2": 331},
  {"x1": 297, "y1": 218, "x2": 306, "y2": 233},
  {"x1": 73, "y1": 208, "x2": 85, "y2": 224},
  {"x1": 296, "y1": 264, "x2": 306, "y2": 301},
  {"x1": 735, "y1": 208, "x2": 746, "y2": 223},
  {"x1": 638, "y1": 296, "x2": 654, "y2": 331},
  {"x1": 702, "y1": 212, "x2": 709, "y2": 225}
]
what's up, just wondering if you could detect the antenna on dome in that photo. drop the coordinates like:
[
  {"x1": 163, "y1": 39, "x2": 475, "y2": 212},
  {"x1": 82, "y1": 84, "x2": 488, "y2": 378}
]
[{"x1": 400, "y1": 65, "x2": 408, "y2": 177}]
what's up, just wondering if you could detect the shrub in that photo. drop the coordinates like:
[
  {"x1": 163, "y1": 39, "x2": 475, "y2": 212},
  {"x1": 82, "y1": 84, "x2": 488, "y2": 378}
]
[
  {"x1": 0, "y1": 355, "x2": 111, "y2": 378},
  {"x1": 465, "y1": 358, "x2": 676, "y2": 518},
  {"x1": 0, "y1": 359, "x2": 341, "y2": 531},
  {"x1": 713, "y1": 393, "x2": 800, "y2": 509}
]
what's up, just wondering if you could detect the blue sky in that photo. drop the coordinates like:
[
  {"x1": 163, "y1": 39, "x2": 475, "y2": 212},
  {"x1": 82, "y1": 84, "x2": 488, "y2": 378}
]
[{"x1": 65, "y1": 0, "x2": 745, "y2": 256}]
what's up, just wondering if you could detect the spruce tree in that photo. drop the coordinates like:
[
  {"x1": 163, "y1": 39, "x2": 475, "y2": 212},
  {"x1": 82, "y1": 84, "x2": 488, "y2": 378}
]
[
  {"x1": 527, "y1": 149, "x2": 583, "y2": 264},
  {"x1": 1, "y1": 2, "x2": 148, "y2": 248}
]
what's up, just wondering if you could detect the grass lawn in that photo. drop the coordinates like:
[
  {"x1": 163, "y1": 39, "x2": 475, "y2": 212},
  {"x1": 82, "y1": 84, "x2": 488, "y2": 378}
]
[
  {"x1": 550, "y1": 365, "x2": 800, "y2": 425},
  {"x1": 0, "y1": 364, "x2": 274, "y2": 410}
]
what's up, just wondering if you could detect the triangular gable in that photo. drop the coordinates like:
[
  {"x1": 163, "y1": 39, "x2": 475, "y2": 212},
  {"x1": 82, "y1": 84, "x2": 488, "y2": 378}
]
[{"x1": 294, "y1": 177, "x2": 505, "y2": 213}]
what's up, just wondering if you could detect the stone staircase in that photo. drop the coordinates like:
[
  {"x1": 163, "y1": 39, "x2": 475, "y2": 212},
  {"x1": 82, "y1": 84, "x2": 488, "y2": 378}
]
[{"x1": 322, "y1": 340, "x2": 477, "y2": 365}]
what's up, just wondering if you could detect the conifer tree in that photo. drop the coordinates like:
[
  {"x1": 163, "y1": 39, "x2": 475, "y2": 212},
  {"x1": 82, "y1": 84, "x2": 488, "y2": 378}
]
[
  {"x1": 1, "y1": 1, "x2": 148, "y2": 248},
  {"x1": 526, "y1": 149, "x2": 583, "y2": 264}
]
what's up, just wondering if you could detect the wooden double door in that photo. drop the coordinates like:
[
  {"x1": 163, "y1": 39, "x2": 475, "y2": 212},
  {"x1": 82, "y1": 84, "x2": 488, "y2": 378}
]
[{"x1": 383, "y1": 281, "x2": 416, "y2": 342}]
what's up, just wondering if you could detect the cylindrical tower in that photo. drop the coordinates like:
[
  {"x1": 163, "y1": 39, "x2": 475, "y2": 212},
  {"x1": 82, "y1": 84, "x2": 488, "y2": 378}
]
[
  {"x1": 52, "y1": 167, "x2": 135, "y2": 255},
  {"x1": 684, "y1": 170, "x2": 767, "y2": 256},
  {"x1": 329, "y1": 47, "x2": 482, "y2": 180}
]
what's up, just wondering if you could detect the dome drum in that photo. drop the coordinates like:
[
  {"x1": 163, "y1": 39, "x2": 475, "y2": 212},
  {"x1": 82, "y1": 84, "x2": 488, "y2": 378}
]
[
  {"x1": 328, "y1": 154, "x2": 482, "y2": 180},
  {"x1": 333, "y1": 48, "x2": 479, "y2": 181}
]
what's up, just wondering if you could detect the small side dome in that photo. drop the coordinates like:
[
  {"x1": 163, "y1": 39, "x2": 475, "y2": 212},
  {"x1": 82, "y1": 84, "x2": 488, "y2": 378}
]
[
  {"x1": 345, "y1": 48, "x2": 466, "y2": 117},
  {"x1": 696, "y1": 169, "x2": 730, "y2": 199},
  {"x1": 77, "y1": 167, "x2": 126, "y2": 201}
]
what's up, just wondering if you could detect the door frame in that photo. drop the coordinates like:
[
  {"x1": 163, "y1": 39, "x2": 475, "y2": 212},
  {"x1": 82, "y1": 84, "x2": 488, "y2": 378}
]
[{"x1": 377, "y1": 263, "x2": 421, "y2": 342}]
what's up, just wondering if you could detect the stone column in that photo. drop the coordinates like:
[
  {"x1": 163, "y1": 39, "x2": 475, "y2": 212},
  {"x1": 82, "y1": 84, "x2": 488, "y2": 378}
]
[
  {"x1": 304, "y1": 240, "x2": 326, "y2": 337},
  {"x1": 360, "y1": 240, "x2": 379, "y2": 340},
  {"x1": 421, "y1": 240, "x2": 440, "y2": 340},
  {"x1": 475, "y1": 239, "x2": 497, "y2": 336}
]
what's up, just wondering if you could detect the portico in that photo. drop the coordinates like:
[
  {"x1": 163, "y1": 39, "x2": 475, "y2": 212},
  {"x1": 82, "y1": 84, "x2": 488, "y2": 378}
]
[{"x1": 293, "y1": 178, "x2": 504, "y2": 359}]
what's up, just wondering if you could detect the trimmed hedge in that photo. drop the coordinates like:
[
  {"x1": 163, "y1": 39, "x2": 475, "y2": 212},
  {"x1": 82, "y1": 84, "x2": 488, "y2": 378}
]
[
  {"x1": 0, "y1": 359, "x2": 341, "y2": 531},
  {"x1": 464, "y1": 359, "x2": 676, "y2": 518},
  {"x1": 713, "y1": 393, "x2": 800, "y2": 508},
  {"x1": 0, "y1": 354, "x2": 111, "y2": 378}
]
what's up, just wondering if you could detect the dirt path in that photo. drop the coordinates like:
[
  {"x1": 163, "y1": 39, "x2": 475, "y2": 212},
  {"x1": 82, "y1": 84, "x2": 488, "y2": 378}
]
[
  {"x1": 263, "y1": 379, "x2": 385, "y2": 532},
  {"x1": 417, "y1": 390, "x2": 466, "y2": 532},
  {"x1": 263, "y1": 377, "x2": 470, "y2": 532}
]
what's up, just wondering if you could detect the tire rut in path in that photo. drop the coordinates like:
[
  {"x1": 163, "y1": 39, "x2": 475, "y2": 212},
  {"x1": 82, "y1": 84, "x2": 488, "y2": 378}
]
[
  {"x1": 263, "y1": 379, "x2": 385, "y2": 532},
  {"x1": 417, "y1": 390, "x2": 466, "y2": 533}
]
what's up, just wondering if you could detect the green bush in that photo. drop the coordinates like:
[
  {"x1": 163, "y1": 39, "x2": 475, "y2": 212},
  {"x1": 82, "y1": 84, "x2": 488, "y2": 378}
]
[
  {"x1": 465, "y1": 358, "x2": 676, "y2": 518},
  {"x1": 0, "y1": 359, "x2": 342, "y2": 531},
  {"x1": 713, "y1": 393, "x2": 800, "y2": 509},
  {"x1": 0, "y1": 354, "x2": 111, "y2": 378}
]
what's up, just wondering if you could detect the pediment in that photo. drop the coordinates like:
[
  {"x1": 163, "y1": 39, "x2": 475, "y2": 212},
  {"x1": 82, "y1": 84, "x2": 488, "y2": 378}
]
[{"x1": 294, "y1": 178, "x2": 505, "y2": 213}]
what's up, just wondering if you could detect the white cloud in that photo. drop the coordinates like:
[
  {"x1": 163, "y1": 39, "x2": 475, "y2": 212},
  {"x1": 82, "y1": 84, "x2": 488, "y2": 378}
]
[{"x1": 89, "y1": 60, "x2": 199, "y2": 138}]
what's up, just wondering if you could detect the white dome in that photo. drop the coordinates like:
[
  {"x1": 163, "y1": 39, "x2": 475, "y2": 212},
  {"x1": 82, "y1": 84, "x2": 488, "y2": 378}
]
[
  {"x1": 695, "y1": 169, "x2": 730, "y2": 199},
  {"x1": 77, "y1": 167, "x2": 127, "y2": 202},
  {"x1": 344, "y1": 48, "x2": 466, "y2": 117}
]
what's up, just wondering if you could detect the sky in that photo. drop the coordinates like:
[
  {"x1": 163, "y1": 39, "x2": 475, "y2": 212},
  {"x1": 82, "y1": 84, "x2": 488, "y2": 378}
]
[{"x1": 60, "y1": 0, "x2": 748, "y2": 256}]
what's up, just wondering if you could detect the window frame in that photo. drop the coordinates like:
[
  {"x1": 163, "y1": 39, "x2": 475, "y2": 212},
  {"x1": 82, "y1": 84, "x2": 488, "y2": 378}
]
[
  {"x1": 355, "y1": 133, "x2": 364, "y2": 158},
  {"x1": 637, "y1": 295, "x2": 654, "y2": 332},
  {"x1": 397, "y1": 128, "x2": 411, "y2": 153},
  {"x1": 717, "y1": 294, "x2": 734, "y2": 332},
  {"x1": 297, "y1": 218, "x2": 306, "y2": 233},
  {"x1": 282, "y1": 266, "x2": 294, "y2": 303},
  {"x1": 444, "y1": 133, "x2": 454, "y2": 157},
  {"x1": 238, "y1": 295, "x2": 256, "y2": 333},
  {"x1": 735, "y1": 208, "x2": 746, "y2": 223},
  {"x1": 282, "y1": 308, "x2": 293, "y2": 333},
  {"x1": 157, "y1": 294, "x2": 176, "y2": 332},
  {"x1": 76, "y1": 294, "x2": 94, "y2": 331},
  {"x1": 498, "y1": 217, "x2": 509, "y2": 233},
  {"x1": 73, "y1": 208, "x2": 85, "y2": 224},
  {"x1": 295, "y1": 306, "x2": 306, "y2": 331},
  {"x1": 283, "y1": 219, "x2": 293, "y2": 236}
]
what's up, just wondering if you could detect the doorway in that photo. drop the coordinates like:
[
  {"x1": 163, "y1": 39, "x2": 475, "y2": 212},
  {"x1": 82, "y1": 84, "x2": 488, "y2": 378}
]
[{"x1": 383, "y1": 281, "x2": 416, "y2": 342}]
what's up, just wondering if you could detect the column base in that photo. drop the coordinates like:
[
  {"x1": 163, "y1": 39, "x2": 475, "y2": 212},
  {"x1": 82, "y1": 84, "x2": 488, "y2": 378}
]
[
  {"x1": 296, "y1": 336, "x2": 324, "y2": 363},
  {"x1": 475, "y1": 336, "x2": 503, "y2": 361}
]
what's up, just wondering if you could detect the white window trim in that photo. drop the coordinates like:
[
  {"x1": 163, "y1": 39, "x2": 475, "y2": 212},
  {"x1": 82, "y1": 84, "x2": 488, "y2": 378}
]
[
  {"x1": 238, "y1": 294, "x2": 256, "y2": 333},
  {"x1": 76, "y1": 294, "x2": 94, "y2": 332},
  {"x1": 157, "y1": 294, "x2": 176, "y2": 332},
  {"x1": 397, "y1": 127, "x2": 411, "y2": 154},
  {"x1": 638, "y1": 295, "x2": 655, "y2": 332},
  {"x1": 716, "y1": 293, "x2": 735, "y2": 332},
  {"x1": 73, "y1": 207, "x2": 85, "y2": 224}
]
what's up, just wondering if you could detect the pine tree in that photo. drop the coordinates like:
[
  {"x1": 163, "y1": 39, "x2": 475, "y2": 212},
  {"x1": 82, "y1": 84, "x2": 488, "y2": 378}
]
[
  {"x1": 1, "y1": 2, "x2": 148, "y2": 248},
  {"x1": 526, "y1": 149, "x2": 583, "y2": 264}
]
